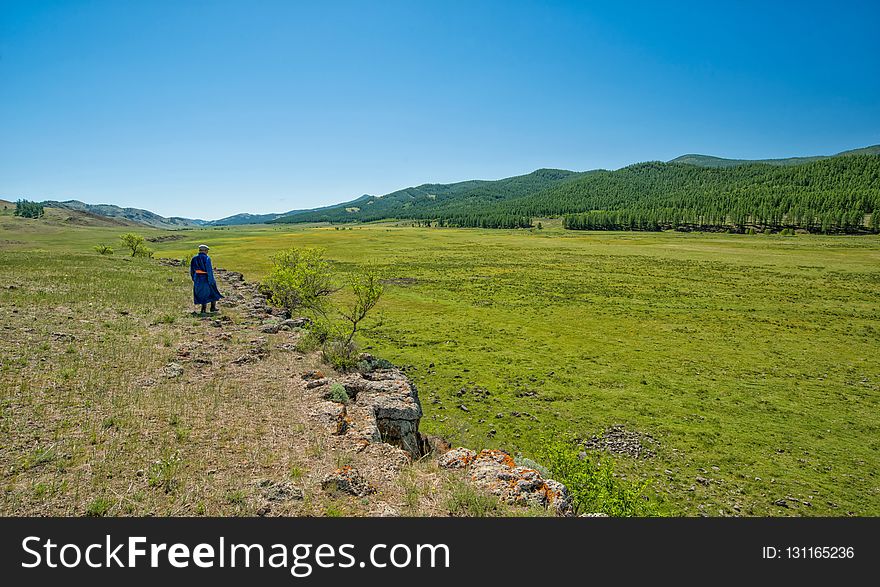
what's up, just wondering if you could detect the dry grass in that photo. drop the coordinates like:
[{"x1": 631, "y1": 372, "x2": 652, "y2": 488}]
[{"x1": 0, "y1": 244, "x2": 531, "y2": 516}]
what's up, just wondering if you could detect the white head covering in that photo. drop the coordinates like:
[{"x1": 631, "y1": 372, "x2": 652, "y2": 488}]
[{"x1": 198, "y1": 244, "x2": 209, "y2": 251}]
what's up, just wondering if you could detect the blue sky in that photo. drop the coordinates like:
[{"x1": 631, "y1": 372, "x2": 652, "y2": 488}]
[{"x1": 1, "y1": 0, "x2": 878, "y2": 220}]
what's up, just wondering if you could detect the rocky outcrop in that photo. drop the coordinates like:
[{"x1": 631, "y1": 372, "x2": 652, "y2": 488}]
[
  {"x1": 440, "y1": 448, "x2": 573, "y2": 516},
  {"x1": 338, "y1": 368, "x2": 424, "y2": 458},
  {"x1": 207, "y1": 265, "x2": 577, "y2": 517}
]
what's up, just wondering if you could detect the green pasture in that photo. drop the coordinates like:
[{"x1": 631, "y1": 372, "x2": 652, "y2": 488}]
[{"x1": 2, "y1": 214, "x2": 879, "y2": 515}]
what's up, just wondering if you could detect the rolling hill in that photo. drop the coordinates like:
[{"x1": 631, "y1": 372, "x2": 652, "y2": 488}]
[
  {"x1": 11, "y1": 144, "x2": 880, "y2": 233},
  {"x1": 271, "y1": 147, "x2": 880, "y2": 233},
  {"x1": 669, "y1": 145, "x2": 880, "y2": 168},
  {"x1": 271, "y1": 169, "x2": 586, "y2": 225},
  {"x1": 41, "y1": 200, "x2": 207, "y2": 229}
]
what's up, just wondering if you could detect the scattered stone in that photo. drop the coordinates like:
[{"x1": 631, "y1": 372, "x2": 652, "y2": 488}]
[
  {"x1": 302, "y1": 370, "x2": 326, "y2": 381},
  {"x1": 51, "y1": 332, "x2": 76, "y2": 342},
  {"x1": 696, "y1": 476, "x2": 710, "y2": 486},
  {"x1": 581, "y1": 424, "x2": 657, "y2": 459},
  {"x1": 258, "y1": 479, "x2": 304, "y2": 502},
  {"x1": 305, "y1": 378, "x2": 328, "y2": 389},
  {"x1": 260, "y1": 323, "x2": 281, "y2": 334},
  {"x1": 458, "y1": 404, "x2": 469, "y2": 412},
  {"x1": 162, "y1": 363, "x2": 184, "y2": 378},
  {"x1": 321, "y1": 466, "x2": 374, "y2": 497},
  {"x1": 369, "y1": 503, "x2": 400, "y2": 517},
  {"x1": 281, "y1": 317, "x2": 311, "y2": 329}
]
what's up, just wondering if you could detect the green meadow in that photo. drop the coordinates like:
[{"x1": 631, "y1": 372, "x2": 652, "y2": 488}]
[{"x1": 3, "y1": 212, "x2": 879, "y2": 516}]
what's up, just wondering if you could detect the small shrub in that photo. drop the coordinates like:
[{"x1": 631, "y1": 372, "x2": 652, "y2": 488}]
[
  {"x1": 327, "y1": 382, "x2": 349, "y2": 404},
  {"x1": 746, "y1": 228, "x2": 756, "y2": 235},
  {"x1": 357, "y1": 356, "x2": 394, "y2": 373},
  {"x1": 540, "y1": 439, "x2": 658, "y2": 517},
  {"x1": 148, "y1": 450, "x2": 182, "y2": 494},
  {"x1": 514, "y1": 453, "x2": 551, "y2": 478},
  {"x1": 86, "y1": 497, "x2": 112, "y2": 517},
  {"x1": 295, "y1": 329, "x2": 324, "y2": 353},
  {"x1": 153, "y1": 313, "x2": 177, "y2": 325},
  {"x1": 225, "y1": 490, "x2": 247, "y2": 505},
  {"x1": 322, "y1": 337, "x2": 359, "y2": 371},
  {"x1": 94, "y1": 244, "x2": 114, "y2": 255}
]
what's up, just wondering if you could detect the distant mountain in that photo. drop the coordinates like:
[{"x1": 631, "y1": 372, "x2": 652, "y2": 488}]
[
  {"x1": 669, "y1": 145, "x2": 880, "y2": 168},
  {"x1": 41, "y1": 200, "x2": 207, "y2": 229},
  {"x1": 271, "y1": 169, "x2": 584, "y2": 224},
  {"x1": 210, "y1": 195, "x2": 374, "y2": 225},
  {"x1": 23, "y1": 144, "x2": 880, "y2": 233}
]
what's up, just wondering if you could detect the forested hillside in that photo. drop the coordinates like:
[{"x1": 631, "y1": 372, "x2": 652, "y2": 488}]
[
  {"x1": 274, "y1": 152, "x2": 880, "y2": 233},
  {"x1": 271, "y1": 169, "x2": 584, "y2": 228}
]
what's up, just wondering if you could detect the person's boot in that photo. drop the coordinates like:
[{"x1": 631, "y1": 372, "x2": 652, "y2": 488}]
[
  {"x1": 210, "y1": 302, "x2": 217, "y2": 313},
  {"x1": 200, "y1": 304, "x2": 207, "y2": 316}
]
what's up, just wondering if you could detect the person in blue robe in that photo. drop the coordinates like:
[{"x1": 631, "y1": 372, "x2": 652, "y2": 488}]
[{"x1": 190, "y1": 244, "x2": 223, "y2": 314}]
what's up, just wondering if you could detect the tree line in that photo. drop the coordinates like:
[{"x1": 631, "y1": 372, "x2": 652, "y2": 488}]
[
  {"x1": 14, "y1": 199, "x2": 45, "y2": 218},
  {"x1": 273, "y1": 154, "x2": 880, "y2": 233}
]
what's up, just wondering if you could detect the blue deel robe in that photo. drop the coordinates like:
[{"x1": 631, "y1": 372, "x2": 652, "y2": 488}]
[{"x1": 190, "y1": 252, "x2": 223, "y2": 305}]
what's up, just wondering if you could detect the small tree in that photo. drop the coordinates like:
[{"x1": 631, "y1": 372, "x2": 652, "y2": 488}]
[
  {"x1": 262, "y1": 247, "x2": 337, "y2": 318},
  {"x1": 94, "y1": 244, "x2": 114, "y2": 255},
  {"x1": 339, "y1": 268, "x2": 384, "y2": 344},
  {"x1": 119, "y1": 233, "x2": 147, "y2": 256}
]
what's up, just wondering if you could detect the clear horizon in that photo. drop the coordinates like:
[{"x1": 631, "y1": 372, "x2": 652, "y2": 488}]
[{"x1": 2, "y1": 0, "x2": 878, "y2": 220}]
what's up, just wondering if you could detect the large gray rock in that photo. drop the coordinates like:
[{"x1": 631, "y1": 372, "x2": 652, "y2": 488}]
[{"x1": 339, "y1": 369, "x2": 423, "y2": 458}]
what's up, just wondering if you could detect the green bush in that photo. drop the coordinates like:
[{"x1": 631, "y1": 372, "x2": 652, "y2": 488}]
[
  {"x1": 539, "y1": 439, "x2": 658, "y2": 517},
  {"x1": 357, "y1": 356, "x2": 394, "y2": 373},
  {"x1": 94, "y1": 244, "x2": 114, "y2": 255},
  {"x1": 322, "y1": 337, "x2": 359, "y2": 371},
  {"x1": 261, "y1": 247, "x2": 385, "y2": 371},
  {"x1": 327, "y1": 383, "x2": 349, "y2": 403},
  {"x1": 261, "y1": 247, "x2": 335, "y2": 318},
  {"x1": 119, "y1": 233, "x2": 147, "y2": 256}
]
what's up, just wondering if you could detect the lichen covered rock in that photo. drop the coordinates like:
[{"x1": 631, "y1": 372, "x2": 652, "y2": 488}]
[
  {"x1": 321, "y1": 466, "x2": 375, "y2": 497},
  {"x1": 439, "y1": 448, "x2": 573, "y2": 516}
]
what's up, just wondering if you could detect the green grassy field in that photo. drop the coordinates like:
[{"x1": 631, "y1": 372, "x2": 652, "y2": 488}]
[{"x1": 3, "y1": 212, "x2": 879, "y2": 516}]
